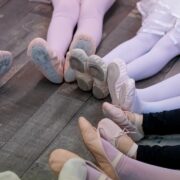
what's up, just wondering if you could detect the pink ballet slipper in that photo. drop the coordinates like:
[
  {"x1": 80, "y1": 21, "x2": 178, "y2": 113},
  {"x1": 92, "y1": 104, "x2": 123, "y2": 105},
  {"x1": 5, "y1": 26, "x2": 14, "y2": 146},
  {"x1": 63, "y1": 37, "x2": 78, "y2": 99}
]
[
  {"x1": 107, "y1": 60, "x2": 129, "y2": 106},
  {"x1": 69, "y1": 49, "x2": 93, "y2": 91},
  {"x1": 102, "y1": 102, "x2": 144, "y2": 141},
  {"x1": 27, "y1": 38, "x2": 63, "y2": 84},
  {"x1": 47, "y1": 0, "x2": 81, "y2": 83},
  {"x1": 88, "y1": 55, "x2": 109, "y2": 99},
  {"x1": 98, "y1": 118, "x2": 138, "y2": 159},
  {"x1": 0, "y1": 51, "x2": 13, "y2": 77},
  {"x1": 70, "y1": 0, "x2": 115, "y2": 55},
  {"x1": 49, "y1": 149, "x2": 111, "y2": 180},
  {"x1": 79, "y1": 117, "x2": 121, "y2": 180}
]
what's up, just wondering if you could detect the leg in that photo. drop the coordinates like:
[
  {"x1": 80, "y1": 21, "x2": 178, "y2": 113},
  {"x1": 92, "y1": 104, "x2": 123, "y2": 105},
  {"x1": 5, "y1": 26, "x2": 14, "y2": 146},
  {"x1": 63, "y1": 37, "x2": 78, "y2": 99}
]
[
  {"x1": 69, "y1": 0, "x2": 115, "y2": 96},
  {"x1": 137, "y1": 74, "x2": 180, "y2": 102},
  {"x1": 102, "y1": 1, "x2": 176, "y2": 65},
  {"x1": 127, "y1": 27, "x2": 180, "y2": 81},
  {"x1": 142, "y1": 96, "x2": 180, "y2": 113},
  {"x1": 79, "y1": 117, "x2": 180, "y2": 180},
  {"x1": 28, "y1": 0, "x2": 80, "y2": 83},
  {"x1": 137, "y1": 145, "x2": 180, "y2": 169},
  {"x1": 103, "y1": 32, "x2": 161, "y2": 65},
  {"x1": 49, "y1": 0, "x2": 80, "y2": 82},
  {"x1": 143, "y1": 109, "x2": 180, "y2": 135},
  {"x1": 0, "y1": 51, "x2": 13, "y2": 78},
  {"x1": 70, "y1": 0, "x2": 115, "y2": 55}
]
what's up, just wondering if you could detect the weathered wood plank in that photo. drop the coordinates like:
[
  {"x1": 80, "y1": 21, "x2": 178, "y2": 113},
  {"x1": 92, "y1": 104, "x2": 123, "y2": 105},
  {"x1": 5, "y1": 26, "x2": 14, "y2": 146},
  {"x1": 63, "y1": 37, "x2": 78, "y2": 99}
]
[
  {"x1": 0, "y1": 89, "x2": 83, "y2": 176},
  {"x1": 22, "y1": 97, "x2": 106, "y2": 180}
]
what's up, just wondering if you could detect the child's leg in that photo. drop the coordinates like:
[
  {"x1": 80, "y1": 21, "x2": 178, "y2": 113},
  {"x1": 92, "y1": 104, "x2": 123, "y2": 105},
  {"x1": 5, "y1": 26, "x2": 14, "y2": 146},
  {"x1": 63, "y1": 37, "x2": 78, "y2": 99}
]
[
  {"x1": 0, "y1": 51, "x2": 13, "y2": 78},
  {"x1": 137, "y1": 145, "x2": 180, "y2": 170},
  {"x1": 28, "y1": 0, "x2": 80, "y2": 83},
  {"x1": 102, "y1": 2, "x2": 175, "y2": 65},
  {"x1": 70, "y1": 0, "x2": 115, "y2": 55},
  {"x1": 127, "y1": 23, "x2": 180, "y2": 81},
  {"x1": 142, "y1": 109, "x2": 180, "y2": 135},
  {"x1": 137, "y1": 74, "x2": 180, "y2": 102},
  {"x1": 103, "y1": 32, "x2": 161, "y2": 65},
  {"x1": 47, "y1": 0, "x2": 80, "y2": 61},
  {"x1": 101, "y1": 139, "x2": 180, "y2": 180},
  {"x1": 142, "y1": 96, "x2": 180, "y2": 113}
]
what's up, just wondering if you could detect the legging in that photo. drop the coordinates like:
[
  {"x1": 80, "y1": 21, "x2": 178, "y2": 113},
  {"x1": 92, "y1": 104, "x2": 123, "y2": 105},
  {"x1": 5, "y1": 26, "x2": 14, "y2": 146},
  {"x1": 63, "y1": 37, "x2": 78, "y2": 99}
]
[{"x1": 137, "y1": 109, "x2": 180, "y2": 169}]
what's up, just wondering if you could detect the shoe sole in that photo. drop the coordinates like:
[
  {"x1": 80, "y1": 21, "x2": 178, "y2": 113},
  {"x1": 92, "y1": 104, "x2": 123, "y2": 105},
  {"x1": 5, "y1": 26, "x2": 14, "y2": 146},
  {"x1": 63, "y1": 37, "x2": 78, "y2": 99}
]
[
  {"x1": 88, "y1": 56, "x2": 109, "y2": 99},
  {"x1": 69, "y1": 49, "x2": 93, "y2": 91},
  {"x1": 31, "y1": 46, "x2": 63, "y2": 84},
  {"x1": 0, "y1": 56, "x2": 12, "y2": 77}
]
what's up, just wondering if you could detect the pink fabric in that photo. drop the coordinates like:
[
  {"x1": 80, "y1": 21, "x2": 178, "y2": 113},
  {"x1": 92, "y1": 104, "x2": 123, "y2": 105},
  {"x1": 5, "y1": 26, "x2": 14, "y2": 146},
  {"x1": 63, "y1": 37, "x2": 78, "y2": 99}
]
[
  {"x1": 74, "y1": 0, "x2": 115, "y2": 47},
  {"x1": 101, "y1": 138, "x2": 180, "y2": 180},
  {"x1": 118, "y1": 155, "x2": 180, "y2": 180},
  {"x1": 86, "y1": 166, "x2": 102, "y2": 180},
  {"x1": 47, "y1": 0, "x2": 80, "y2": 61}
]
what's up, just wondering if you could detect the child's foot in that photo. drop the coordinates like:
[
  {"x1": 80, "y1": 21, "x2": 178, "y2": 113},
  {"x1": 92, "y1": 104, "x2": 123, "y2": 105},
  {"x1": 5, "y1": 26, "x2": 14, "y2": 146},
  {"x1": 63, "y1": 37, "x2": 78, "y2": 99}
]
[
  {"x1": 107, "y1": 61, "x2": 142, "y2": 113},
  {"x1": 88, "y1": 55, "x2": 109, "y2": 99},
  {"x1": 0, "y1": 51, "x2": 13, "y2": 77},
  {"x1": 98, "y1": 118, "x2": 138, "y2": 159},
  {"x1": 69, "y1": 49, "x2": 93, "y2": 91},
  {"x1": 70, "y1": 35, "x2": 96, "y2": 56},
  {"x1": 79, "y1": 117, "x2": 120, "y2": 180},
  {"x1": 49, "y1": 149, "x2": 111, "y2": 180},
  {"x1": 27, "y1": 38, "x2": 63, "y2": 84},
  {"x1": 107, "y1": 60, "x2": 129, "y2": 105},
  {"x1": 102, "y1": 102, "x2": 144, "y2": 141}
]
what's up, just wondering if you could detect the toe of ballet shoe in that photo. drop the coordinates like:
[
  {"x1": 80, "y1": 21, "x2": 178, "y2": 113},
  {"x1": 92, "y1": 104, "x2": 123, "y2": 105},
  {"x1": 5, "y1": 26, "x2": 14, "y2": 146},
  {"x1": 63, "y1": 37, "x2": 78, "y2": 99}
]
[
  {"x1": 0, "y1": 171, "x2": 20, "y2": 180},
  {"x1": 49, "y1": 149, "x2": 80, "y2": 175},
  {"x1": 59, "y1": 158, "x2": 87, "y2": 180},
  {"x1": 98, "y1": 118, "x2": 123, "y2": 146}
]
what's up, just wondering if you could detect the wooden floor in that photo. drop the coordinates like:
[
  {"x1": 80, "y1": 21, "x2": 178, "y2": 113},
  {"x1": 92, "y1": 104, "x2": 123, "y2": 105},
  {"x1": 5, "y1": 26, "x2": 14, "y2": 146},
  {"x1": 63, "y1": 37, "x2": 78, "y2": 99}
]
[{"x1": 0, "y1": 0, "x2": 180, "y2": 179}]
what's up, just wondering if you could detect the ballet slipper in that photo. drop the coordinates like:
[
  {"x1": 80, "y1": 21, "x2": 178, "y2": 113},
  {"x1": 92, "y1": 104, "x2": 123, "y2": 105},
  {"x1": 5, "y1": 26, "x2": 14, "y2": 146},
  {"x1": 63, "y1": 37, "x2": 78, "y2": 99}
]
[
  {"x1": 49, "y1": 149, "x2": 80, "y2": 175},
  {"x1": 88, "y1": 55, "x2": 109, "y2": 99},
  {"x1": 98, "y1": 118, "x2": 138, "y2": 159},
  {"x1": 79, "y1": 117, "x2": 120, "y2": 180},
  {"x1": 27, "y1": 38, "x2": 63, "y2": 84},
  {"x1": 0, "y1": 51, "x2": 13, "y2": 77},
  {"x1": 0, "y1": 171, "x2": 20, "y2": 180},
  {"x1": 107, "y1": 60, "x2": 129, "y2": 106},
  {"x1": 69, "y1": 49, "x2": 93, "y2": 91},
  {"x1": 49, "y1": 149, "x2": 111, "y2": 180},
  {"x1": 70, "y1": 34, "x2": 96, "y2": 56},
  {"x1": 102, "y1": 102, "x2": 144, "y2": 141}
]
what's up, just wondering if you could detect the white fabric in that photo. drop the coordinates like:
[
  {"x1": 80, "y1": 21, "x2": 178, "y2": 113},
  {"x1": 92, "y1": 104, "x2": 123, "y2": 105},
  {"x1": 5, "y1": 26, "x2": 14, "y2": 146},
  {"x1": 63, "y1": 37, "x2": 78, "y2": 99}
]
[{"x1": 138, "y1": 0, "x2": 180, "y2": 18}]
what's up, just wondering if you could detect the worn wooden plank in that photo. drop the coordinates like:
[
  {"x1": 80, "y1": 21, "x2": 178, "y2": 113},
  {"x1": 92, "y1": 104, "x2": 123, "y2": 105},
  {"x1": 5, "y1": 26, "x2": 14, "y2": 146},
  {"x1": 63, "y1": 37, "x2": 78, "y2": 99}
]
[
  {"x1": 98, "y1": 8, "x2": 142, "y2": 57},
  {"x1": 22, "y1": 97, "x2": 106, "y2": 180},
  {"x1": 0, "y1": 88, "x2": 84, "y2": 176}
]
